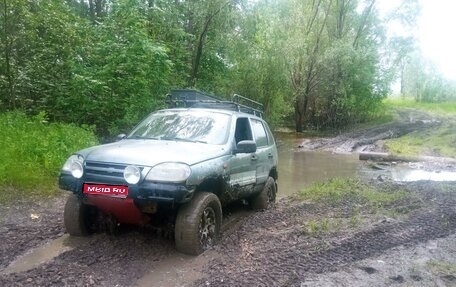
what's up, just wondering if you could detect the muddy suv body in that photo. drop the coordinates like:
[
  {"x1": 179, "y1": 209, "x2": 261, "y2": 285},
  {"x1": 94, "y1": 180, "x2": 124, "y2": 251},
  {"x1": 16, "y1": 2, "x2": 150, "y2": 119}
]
[{"x1": 59, "y1": 90, "x2": 278, "y2": 255}]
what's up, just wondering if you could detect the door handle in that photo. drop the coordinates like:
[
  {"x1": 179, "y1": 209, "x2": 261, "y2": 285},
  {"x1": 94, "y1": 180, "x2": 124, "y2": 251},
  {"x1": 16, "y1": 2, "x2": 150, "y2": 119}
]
[
  {"x1": 251, "y1": 155, "x2": 258, "y2": 161},
  {"x1": 268, "y1": 153, "x2": 273, "y2": 159}
]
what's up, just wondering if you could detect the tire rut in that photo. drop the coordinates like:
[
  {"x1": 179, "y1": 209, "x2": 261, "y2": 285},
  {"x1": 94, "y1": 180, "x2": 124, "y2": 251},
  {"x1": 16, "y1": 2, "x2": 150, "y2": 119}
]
[{"x1": 194, "y1": 190, "x2": 456, "y2": 286}]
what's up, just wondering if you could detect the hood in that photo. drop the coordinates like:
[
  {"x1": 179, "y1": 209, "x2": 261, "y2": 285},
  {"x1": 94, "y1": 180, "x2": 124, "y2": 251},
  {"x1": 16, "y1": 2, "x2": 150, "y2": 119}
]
[{"x1": 77, "y1": 139, "x2": 229, "y2": 166}]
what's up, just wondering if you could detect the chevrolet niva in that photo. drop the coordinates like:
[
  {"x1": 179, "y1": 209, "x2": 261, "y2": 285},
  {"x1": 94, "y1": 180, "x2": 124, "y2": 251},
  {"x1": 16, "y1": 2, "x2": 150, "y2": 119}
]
[{"x1": 59, "y1": 90, "x2": 278, "y2": 255}]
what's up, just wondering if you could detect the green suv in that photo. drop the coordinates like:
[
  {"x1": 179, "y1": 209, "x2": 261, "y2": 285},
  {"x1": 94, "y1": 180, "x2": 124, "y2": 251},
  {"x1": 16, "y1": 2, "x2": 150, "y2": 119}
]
[{"x1": 59, "y1": 90, "x2": 278, "y2": 255}]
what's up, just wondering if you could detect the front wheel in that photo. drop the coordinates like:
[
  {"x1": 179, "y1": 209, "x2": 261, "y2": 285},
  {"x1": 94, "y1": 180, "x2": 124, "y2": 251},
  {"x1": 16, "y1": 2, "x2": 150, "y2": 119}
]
[
  {"x1": 175, "y1": 192, "x2": 222, "y2": 255},
  {"x1": 64, "y1": 194, "x2": 96, "y2": 236},
  {"x1": 250, "y1": 176, "x2": 277, "y2": 210}
]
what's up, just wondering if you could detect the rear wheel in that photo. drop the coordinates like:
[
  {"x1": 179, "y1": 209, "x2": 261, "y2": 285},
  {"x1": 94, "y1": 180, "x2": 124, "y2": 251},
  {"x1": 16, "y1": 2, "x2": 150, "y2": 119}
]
[
  {"x1": 175, "y1": 192, "x2": 222, "y2": 255},
  {"x1": 250, "y1": 176, "x2": 277, "y2": 210},
  {"x1": 64, "y1": 194, "x2": 95, "y2": 236}
]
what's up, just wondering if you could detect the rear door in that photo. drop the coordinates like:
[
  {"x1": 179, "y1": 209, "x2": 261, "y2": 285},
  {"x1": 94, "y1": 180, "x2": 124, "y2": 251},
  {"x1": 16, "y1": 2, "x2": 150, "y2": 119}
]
[{"x1": 250, "y1": 118, "x2": 273, "y2": 191}]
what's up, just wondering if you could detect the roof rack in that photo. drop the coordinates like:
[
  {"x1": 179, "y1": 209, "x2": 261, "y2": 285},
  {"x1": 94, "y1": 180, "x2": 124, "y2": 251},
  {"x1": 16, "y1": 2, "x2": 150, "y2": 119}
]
[{"x1": 166, "y1": 89, "x2": 264, "y2": 117}]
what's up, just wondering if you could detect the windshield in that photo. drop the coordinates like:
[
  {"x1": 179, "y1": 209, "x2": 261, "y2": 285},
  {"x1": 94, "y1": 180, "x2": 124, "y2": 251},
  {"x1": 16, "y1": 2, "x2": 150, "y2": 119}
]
[{"x1": 128, "y1": 110, "x2": 231, "y2": 145}]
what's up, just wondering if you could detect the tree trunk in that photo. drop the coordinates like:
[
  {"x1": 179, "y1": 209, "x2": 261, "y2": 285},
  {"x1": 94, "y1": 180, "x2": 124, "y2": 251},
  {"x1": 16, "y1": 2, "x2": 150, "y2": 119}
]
[
  {"x1": 88, "y1": 0, "x2": 95, "y2": 22},
  {"x1": 295, "y1": 103, "x2": 303, "y2": 133},
  {"x1": 2, "y1": 0, "x2": 14, "y2": 109},
  {"x1": 188, "y1": 16, "x2": 211, "y2": 87},
  {"x1": 95, "y1": 0, "x2": 104, "y2": 18},
  {"x1": 400, "y1": 62, "x2": 405, "y2": 96},
  {"x1": 187, "y1": 0, "x2": 231, "y2": 87}
]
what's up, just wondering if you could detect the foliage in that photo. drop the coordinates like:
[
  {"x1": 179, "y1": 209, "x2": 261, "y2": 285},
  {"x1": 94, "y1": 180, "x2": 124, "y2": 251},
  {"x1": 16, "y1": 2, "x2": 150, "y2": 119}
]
[
  {"x1": 400, "y1": 52, "x2": 456, "y2": 102},
  {"x1": 0, "y1": 0, "x2": 418, "y2": 135},
  {"x1": 0, "y1": 111, "x2": 98, "y2": 191}
]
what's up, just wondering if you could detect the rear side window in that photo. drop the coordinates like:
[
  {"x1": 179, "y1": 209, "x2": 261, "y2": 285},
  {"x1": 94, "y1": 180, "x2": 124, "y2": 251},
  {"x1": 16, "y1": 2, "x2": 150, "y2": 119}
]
[
  {"x1": 264, "y1": 122, "x2": 275, "y2": 145},
  {"x1": 251, "y1": 119, "x2": 268, "y2": 147}
]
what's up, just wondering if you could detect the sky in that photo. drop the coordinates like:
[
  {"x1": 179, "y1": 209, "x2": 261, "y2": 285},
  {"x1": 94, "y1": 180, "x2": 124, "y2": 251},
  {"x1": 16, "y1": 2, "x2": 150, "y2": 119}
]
[
  {"x1": 379, "y1": 0, "x2": 456, "y2": 81},
  {"x1": 418, "y1": 0, "x2": 456, "y2": 80}
]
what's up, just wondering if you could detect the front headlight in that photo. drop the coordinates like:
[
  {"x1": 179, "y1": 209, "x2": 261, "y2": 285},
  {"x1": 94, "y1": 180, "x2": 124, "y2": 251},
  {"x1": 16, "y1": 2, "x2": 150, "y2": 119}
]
[
  {"x1": 124, "y1": 165, "x2": 141, "y2": 184},
  {"x1": 62, "y1": 154, "x2": 84, "y2": 179},
  {"x1": 146, "y1": 162, "x2": 191, "y2": 182}
]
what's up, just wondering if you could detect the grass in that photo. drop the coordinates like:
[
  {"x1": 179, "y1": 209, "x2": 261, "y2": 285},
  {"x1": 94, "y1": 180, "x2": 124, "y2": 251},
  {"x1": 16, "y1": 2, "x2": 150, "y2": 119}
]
[
  {"x1": 384, "y1": 98, "x2": 456, "y2": 116},
  {"x1": 298, "y1": 178, "x2": 415, "y2": 235},
  {"x1": 384, "y1": 123, "x2": 456, "y2": 158},
  {"x1": 0, "y1": 111, "x2": 98, "y2": 200},
  {"x1": 382, "y1": 98, "x2": 456, "y2": 158},
  {"x1": 426, "y1": 260, "x2": 456, "y2": 276},
  {"x1": 298, "y1": 178, "x2": 409, "y2": 209}
]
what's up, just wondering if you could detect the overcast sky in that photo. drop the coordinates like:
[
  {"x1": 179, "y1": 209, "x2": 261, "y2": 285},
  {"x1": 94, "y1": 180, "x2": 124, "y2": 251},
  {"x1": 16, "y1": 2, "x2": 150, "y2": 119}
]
[{"x1": 379, "y1": 0, "x2": 456, "y2": 81}]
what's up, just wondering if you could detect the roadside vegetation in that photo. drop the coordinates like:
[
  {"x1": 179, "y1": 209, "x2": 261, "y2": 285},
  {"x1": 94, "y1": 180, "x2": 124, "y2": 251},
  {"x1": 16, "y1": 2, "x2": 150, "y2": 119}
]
[
  {"x1": 297, "y1": 178, "x2": 416, "y2": 235},
  {"x1": 383, "y1": 98, "x2": 456, "y2": 158},
  {"x1": 385, "y1": 98, "x2": 456, "y2": 116},
  {"x1": 298, "y1": 178, "x2": 409, "y2": 208},
  {"x1": 0, "y1": 112, "x2": 98, "y2": 201},
  {"x1": 0, "y1": 0, "x2": 420, "y2": 134}
]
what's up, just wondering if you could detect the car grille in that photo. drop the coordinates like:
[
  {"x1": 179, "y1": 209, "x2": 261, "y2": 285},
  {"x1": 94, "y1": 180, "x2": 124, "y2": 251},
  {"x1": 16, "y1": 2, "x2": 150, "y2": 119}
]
[{"x1": 84, "y1": 161, "x2": 127, "y2": 180}]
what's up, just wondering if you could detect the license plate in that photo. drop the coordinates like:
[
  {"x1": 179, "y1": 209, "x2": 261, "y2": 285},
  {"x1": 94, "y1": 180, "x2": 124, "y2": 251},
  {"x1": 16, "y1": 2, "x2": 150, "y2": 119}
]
[{"x1": 83, "y1": 184, "x2": 128, "y2": 198}]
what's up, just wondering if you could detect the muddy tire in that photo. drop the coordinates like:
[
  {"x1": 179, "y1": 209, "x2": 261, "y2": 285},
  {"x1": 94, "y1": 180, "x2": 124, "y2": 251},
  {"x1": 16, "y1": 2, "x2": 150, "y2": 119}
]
[
  {"x1": 64, "y1": 194, "x2": 94, "y2": 236},
  {"x1": 175, "y1": 192, "x2": 222, "y2": 255},
  {"x1": 250, "y1": 176, "x2": 277, "y2": 210}
]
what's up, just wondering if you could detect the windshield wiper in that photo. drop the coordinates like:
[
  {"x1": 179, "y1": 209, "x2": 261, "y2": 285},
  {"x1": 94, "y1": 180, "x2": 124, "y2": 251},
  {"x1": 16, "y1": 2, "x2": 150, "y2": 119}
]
[
  {"x1": 128, "y1": 135, "x2": 160, "y2": 140},
  {"x1": 161, "y1": 137, "x2": 207, "y2": 144}
]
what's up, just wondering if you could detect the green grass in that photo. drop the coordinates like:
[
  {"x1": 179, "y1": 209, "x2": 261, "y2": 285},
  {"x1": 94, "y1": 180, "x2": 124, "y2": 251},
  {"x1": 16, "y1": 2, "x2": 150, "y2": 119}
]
[
  {"x1": 426, "y1": 260, "x2": 456, "y2": 276},
  {"x1": 298, "y1": 178, "x2": 409, "y2": 209},
  {"x1": 384, "y1": 98, "x2": 456, "y2": 157},
  {"x1": 384, "y1": 123, "x2": 456, "y2": 157},
  {"x1": 0, "y1": 111, "x2": 98, "y2": 199},
  {"x1": 382, "y1": 98, "x2": 456, "y2": 158},
  {"x1": 384, "y1": 98, "x2": 456, "y2": 115},
  {"x1": 298, "y1": 179, "x2": 414, "y2": 235}
]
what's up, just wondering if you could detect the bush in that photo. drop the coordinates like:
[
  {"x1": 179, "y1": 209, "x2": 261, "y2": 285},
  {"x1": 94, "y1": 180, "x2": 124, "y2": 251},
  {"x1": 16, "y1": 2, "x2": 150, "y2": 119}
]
[{"x1": 0, "y1": 111, "x2": 98, "y2": 193}]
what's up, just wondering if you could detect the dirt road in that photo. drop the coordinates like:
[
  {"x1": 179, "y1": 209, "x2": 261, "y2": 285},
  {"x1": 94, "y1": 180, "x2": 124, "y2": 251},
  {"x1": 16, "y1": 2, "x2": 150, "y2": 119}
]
[{"x1": 1, "y1": 108, "x2": 455, "y2": 286}]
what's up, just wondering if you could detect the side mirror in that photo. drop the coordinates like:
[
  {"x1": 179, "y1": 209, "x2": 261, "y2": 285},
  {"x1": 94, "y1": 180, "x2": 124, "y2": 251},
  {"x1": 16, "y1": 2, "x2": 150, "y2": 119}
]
[
  {"x1": 116, "y1": 133, "x2": 127, "y2": 141},
  {"x1": 234, "y1": 140, "x2": 257, "y2": 154}
]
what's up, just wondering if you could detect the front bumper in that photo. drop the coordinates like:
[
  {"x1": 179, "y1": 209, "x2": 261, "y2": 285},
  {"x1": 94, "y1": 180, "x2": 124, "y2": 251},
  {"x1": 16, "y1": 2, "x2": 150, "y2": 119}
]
[{"x1": 59, "y1": 173, "x2": 194, "y2": 204}]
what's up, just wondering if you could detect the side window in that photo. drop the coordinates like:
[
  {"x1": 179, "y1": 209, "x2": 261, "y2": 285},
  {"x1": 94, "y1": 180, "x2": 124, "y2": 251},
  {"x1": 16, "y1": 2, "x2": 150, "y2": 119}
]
[
  {"x1": 264, "y1": 122, "x2": 275, "y2": 146},
  {"x1": 234, "y1": 118, "x2": 253, "y2": 144},
  {"x1": 251, "y1": 119, "x2": 268, "y2": 147}
]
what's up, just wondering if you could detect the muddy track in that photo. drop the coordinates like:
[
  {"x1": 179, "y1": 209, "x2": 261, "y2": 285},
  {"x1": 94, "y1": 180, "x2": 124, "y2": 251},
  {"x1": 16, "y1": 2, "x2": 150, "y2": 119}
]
[
  {"x1": 0, "y1": 195, "x2": 66, "y2": 270},
  {"x1": 192, "y1": 183, "x2": 456, "y2": 287},
  {"x1": 0, "y1": 184, "x2": 455, "y2": 286},
  {"x1": 0, "y1": 199, "x2": 253, "y2": 286},
  {"x1": 299, "y1": 108, "x2": 441, "y2": 153}
]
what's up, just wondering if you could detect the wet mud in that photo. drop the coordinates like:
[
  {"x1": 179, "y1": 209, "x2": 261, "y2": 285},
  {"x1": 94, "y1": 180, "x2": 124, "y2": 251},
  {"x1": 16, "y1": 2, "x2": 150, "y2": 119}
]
[
  {"x1": 298, "y1": 108, "x2": 441, "y2": 153},
  {"x1": 192, "y1": 182, "x2": 456, "y2": 287}
]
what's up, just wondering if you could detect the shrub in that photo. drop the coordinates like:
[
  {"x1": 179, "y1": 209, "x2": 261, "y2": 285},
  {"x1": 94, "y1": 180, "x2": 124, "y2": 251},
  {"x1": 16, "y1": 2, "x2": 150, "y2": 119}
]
[{"x1": 0, "y1": 111, "x2": 98, "y2": 193}]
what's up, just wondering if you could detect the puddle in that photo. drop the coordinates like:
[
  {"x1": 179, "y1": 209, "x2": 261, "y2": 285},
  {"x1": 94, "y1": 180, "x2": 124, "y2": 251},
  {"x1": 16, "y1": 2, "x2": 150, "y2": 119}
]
[
  {"x1": 276, "y1": 133, "x2": 360, "y2": 197},
  {"x1": 392, "y1": 168, "x2": 456, "y2": 182},
  {"x1": 135, "y1": 250, "x2": 217, "y2": 287},
  {"x1": 1, "y1": 234, "x2": 90, "y2": 275}
]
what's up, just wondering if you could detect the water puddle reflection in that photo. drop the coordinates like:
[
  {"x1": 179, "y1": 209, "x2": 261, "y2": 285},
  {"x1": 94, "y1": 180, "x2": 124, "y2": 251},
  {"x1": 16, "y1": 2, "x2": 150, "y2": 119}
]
[
  {"x1": 1, "y1": 234, "x2": 90, "y2": 275},
  {"x1": 276, "y1": 133, "x2": 360, "y2": 197},
  {"x1": 392, "y1": 168, "x2": 456, "y2": 182}
]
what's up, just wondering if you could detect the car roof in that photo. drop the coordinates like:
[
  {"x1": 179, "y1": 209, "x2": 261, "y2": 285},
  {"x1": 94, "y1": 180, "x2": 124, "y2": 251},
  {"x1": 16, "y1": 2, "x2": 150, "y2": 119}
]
[
  {"x1": 166, "y1": 89, "x2": 264, "y2": 118},
  {"x1": 156, "y1": 108, "x2": 265, "y2": 121}
]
